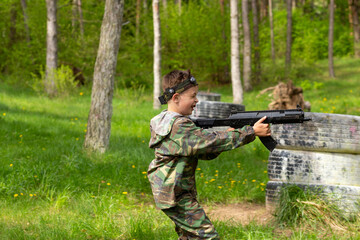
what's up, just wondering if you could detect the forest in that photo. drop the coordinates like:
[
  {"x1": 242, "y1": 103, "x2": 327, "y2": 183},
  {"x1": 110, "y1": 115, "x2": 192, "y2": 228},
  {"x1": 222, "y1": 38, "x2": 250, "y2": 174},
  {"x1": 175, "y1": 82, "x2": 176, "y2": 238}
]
[{"x1": 1, "y1": 0, "x2": 358, "y2": 92}]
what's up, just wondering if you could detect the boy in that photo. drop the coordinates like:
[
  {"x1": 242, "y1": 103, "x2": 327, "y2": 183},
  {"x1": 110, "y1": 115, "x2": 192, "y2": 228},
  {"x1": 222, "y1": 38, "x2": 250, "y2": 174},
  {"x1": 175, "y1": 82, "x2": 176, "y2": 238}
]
[{"x1": 148, "y1": 70, "x2": 271, "y2": 240}]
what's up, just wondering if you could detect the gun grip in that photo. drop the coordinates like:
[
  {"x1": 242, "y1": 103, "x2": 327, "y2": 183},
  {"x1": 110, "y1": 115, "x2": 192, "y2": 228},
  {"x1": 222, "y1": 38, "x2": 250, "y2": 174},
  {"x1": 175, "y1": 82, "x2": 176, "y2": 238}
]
[{"x1": 259, "y1": 136, "x2": 277, "y2": 152}]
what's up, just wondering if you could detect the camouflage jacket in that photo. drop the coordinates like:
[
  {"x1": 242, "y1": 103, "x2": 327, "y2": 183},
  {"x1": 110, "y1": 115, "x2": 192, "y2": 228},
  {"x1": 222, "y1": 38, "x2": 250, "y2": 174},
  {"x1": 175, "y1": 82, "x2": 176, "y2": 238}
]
[{"x1": 148, "y1": 110, "x2": 255, "y2": 209}]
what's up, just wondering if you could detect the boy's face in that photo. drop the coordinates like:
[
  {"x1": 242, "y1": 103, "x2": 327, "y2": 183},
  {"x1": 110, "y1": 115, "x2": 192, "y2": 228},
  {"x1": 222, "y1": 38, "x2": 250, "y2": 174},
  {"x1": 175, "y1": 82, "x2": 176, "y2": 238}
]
[{"x1": 175, "y1": 85, "x2": 199, "y2": 116}]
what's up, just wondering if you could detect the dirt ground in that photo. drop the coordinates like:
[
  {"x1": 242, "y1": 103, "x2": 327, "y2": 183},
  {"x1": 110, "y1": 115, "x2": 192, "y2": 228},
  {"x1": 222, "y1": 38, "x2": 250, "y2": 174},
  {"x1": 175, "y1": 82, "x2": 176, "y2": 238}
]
[{"x1": 204, "y1": 202, "x2": 274, "y2": 225}]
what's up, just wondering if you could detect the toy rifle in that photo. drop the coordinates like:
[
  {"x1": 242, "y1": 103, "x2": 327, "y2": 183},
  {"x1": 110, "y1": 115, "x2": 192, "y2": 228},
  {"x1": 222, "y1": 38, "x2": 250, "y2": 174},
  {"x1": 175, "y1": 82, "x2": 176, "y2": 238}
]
[{"x1": 190, "y1": 107, "x2": 311, "y2": 152}]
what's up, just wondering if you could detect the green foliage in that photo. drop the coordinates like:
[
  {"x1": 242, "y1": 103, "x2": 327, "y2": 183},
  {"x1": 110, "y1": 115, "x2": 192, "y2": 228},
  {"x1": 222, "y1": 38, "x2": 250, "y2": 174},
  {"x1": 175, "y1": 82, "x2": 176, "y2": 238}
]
[
  {"x1": 275, "y1": 184, "x2": 347, "y2": 230},
  {"x1": 299, "y1": 79, "x2": 323, "y2": 90},
  {"x1": 29, "y1": 65, "x2": 78, "y2": 97}
]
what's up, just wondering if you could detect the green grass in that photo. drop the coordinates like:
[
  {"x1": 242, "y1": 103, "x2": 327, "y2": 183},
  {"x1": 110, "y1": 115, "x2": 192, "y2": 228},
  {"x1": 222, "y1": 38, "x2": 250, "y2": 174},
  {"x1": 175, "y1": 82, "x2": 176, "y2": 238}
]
[{"x1": 0, "y1": 57, "x2": 360, "y2": 239}]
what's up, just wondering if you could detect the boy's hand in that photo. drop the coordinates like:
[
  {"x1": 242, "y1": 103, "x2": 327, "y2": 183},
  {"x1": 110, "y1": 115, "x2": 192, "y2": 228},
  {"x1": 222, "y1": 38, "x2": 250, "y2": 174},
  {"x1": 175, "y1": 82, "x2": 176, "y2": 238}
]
[{"x1": 253, "y1": 116, "x2": 271, "y2": 137}]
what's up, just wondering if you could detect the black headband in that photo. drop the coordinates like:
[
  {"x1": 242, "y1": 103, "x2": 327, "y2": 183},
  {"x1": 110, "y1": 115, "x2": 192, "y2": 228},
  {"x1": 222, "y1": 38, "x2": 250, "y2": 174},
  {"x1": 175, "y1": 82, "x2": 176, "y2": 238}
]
[{"x1": 158, "y1": 76, "x2": 198, "y2": 105}]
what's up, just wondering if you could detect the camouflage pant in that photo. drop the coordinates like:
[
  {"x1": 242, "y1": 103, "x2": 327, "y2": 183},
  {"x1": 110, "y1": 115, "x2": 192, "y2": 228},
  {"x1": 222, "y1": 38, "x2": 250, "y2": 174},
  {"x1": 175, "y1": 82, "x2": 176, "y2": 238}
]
[{"x1": 162, "y1": 194, "x2": 220, "y2": 240}]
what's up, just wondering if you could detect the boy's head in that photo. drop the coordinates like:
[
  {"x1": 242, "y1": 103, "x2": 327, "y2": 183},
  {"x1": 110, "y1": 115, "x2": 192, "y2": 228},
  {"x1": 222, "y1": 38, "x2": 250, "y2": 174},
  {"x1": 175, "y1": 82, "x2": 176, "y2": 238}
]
[{"x1": 159, "y1": 70, "x2": 199, "y2": 116}]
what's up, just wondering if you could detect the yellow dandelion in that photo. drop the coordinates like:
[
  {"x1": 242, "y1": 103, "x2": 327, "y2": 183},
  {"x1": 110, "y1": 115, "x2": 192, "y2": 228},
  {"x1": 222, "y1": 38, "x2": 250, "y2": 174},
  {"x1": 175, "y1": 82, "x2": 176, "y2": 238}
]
[
  {"x1": 205, "y1": 181, "x2": 209, "y2": 184},
  {"x1": 261, "y1": 188, "x2": 265, "y2": 191},
  {"x1": 215, "y1": 170, "x2": 219, "y2": 173},
  {"x1": 34, "y1": 175, "x2": 38, "y2": 178},
  {"x1": 84, "y1": 129, "x2": 87, "y2": 133},
  {"x1": 264, "y1": 171, "x2": 267, "y2": 173},
  {"x1": 9, "y1": 164, "x2": 13, "y2": 167},
  {"x1": 29, "y1": 194, "x2": 33, "y2": 197},
  {"x1": 3, "y1": 113, "x2": 6, "y2": 116},
  {"x1": 14, "y1": 194, "x2": 19, "y2": 197},
  {"x1": 260, "y1": 183, "x2": 266, "y2": 186},
  {"x1": 42, "y1": 148, "x2": 46, "y2": 151},
  {"x1": 76, "y1": 138, "x2": 79, "y2": 141},
  {"x1": 80, "y1": 92, "x2": 84, "y2": 96},
  {"x1": 122, "y1": 192, "x2": 128, "y2": 195},
  {"x1": 91, "y1": 195, "x2": 95, "y2": 198},
  {"x1": 21, "y1": 193, "x2": 23, "y2": 195},
  {"x1": 107, "y1": 183, "x2": 111, "y2": 186},
  {"x1": 252, "y1": 180, "x2": 256, "y2": 182},
  {"x1": 349, "y1": 90, "x2": 353, "y2": 93},
  {"x1": 142, "y1": 140, "x2": 145, "y2": 143},
  {"x1": 34, "y1": 194, "x2": 36, "y2": 196},
  {"x1": 19, "y1": 135, "x2": 23, "y2": 138},
  {"x1": 210, "y1": 179, "x2": 216, "y2": 182},
  {"x1": 253, "y1": 148, "x2": 256, "y2": 151},
  {"x1": 142, "y1": 171, "x2": 147, "y2": 174},
  {"x1": 75, "y1": 118, "x2": 78, "y2": 121},
  {"x1": 132, "y1": 165, "x2": 135, "y2": 168},
  {"x1": 323, "y1": 97, "x2": 327, "y2": 101},
  {"x1": 218, "y1": 186, "x2": 223, "y2": 189},
  {"x1": 196, "y1": 168, "x2": 201, "y2": 171}
]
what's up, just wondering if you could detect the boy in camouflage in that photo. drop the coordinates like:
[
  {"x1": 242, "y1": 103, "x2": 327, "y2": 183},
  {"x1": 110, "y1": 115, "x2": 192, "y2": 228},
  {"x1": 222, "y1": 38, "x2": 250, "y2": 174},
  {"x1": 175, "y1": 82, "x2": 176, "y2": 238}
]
[{"x1": 148, "y1": 70, "x2": 271, "y2": 240}]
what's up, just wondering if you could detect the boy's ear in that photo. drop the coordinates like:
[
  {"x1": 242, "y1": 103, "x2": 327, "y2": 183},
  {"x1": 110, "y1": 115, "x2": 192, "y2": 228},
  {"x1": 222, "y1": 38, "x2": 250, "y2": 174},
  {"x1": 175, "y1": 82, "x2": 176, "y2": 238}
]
[{"x1": 172, "y1": 93, "x2": 180, "y2": 103}]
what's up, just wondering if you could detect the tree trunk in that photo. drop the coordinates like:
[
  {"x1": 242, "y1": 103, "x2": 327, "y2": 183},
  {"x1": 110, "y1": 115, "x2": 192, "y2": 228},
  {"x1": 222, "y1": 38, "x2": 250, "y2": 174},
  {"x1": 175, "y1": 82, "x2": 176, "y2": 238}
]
[
  {"x1": 328, "y1": 0, "x2": 335, "y2": 78},
  {"x1": 230, "y1": 0, "x2": 243, "y2": 104},
  {"x1": 220, "y1": 0, "x2": 230, "y2": 83},
  {"x1": 20, "y1": 0, "x2": 31, "y2": 42},
  {"x1": 269, "y1": 0, "x2": 275, "y2": 62},
  {"x1": 136, "y1": 0, "x2": 141, "y2": 42},
  {"x1": 285, "y1": 0, "x2": 292, "y2": 77},
  {"x1": 252, "y1": 0, "x2": 261, "y2": 84},
  {"x1": 242, "y1": 0, "x2": 252, "y2": 91},
  {"x1": 77, "y1": 0, "x2": 84, "y2": 36},
  {"x1": 153, "y1": 0, "x2": 161, "y2": 110},
  {"x1": 349, "y1": 0, "x2": 360, "y2": 58},
  {"x1": 45, "y1": 0, "x2": 58, "y2": 96},
  {"x1": 259, "y1": 0, "x2": 268, "y2": 20},
  {"x1": 84, "y1": 0, "x2": 125, "y2": 153}
]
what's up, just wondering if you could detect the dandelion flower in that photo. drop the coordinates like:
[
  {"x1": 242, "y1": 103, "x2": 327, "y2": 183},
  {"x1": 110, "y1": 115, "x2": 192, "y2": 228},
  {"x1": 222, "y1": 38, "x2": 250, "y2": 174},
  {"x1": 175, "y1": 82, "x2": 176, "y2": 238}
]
[
  {"x1": 21, "y1": 193, "x2": 23, "y2": 195},
  {"x1": 75, "y1": 118, "x2": 78, "y2": 121},
  {"x1": 142, "y1": 172, "x2": 147, "y2": 174},
  {"x1": 107, "y1": 183, "x2": 111, "y2": 186},
  {"x1": 252, "y1": 180, "x2": 256, "y2": 182},
  {"x1": 29, "y1": 194, "x2": 33, "y2": 197},
  {"x1": 14, "y1": 194, "x2": 19, "y2": 197},
  {"x1": 122, "y1": 192, "x2": 128, "y2": 195},
  {"x1": 76, "y1": 138, "x2": 79, "y2": 141},
  {"x1": 323, "y1": 97, "x2": 327, "y2": 101},
  {"x1": 19, "y1": 135, "x2": 23, "y2": 138},
  {"x1": 10, "y1": 164, "x2": 13, "y2": 167},
  {"x1": 3, "y1": 113, "x2": 6, "y2": 116},
  {"x1": 196, "y1": 168, "x2": 201, "y2": 171},
  {"x1": 80, "y1": 92, "x2": 84, "y2": 96},
  {"x1": 132, "y1": 165, "x2": 135, "y2": 168},
  {"x1": 218, "y1": 186, "x2": 223, "y2": 189}
]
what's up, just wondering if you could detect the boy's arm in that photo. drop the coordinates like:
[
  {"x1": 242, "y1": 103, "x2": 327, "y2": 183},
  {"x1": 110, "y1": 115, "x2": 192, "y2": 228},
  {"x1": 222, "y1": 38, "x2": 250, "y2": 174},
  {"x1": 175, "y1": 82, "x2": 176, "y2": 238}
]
[{"x1": 169, "y1": 117, "x2": 255, "y2": 157}]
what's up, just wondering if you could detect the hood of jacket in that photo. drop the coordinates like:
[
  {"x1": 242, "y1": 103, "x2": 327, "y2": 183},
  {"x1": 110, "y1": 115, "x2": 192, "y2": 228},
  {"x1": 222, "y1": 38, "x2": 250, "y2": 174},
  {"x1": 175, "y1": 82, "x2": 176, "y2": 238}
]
[{"x1": 149, "y1": 110, "x2": 182, "y2": 148}]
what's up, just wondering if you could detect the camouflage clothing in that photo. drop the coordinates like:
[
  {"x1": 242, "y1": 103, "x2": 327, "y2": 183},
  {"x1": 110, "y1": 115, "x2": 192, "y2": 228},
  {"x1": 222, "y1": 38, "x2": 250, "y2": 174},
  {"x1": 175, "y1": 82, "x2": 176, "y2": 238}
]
[
  {"x1": 148, "y1": 110, "x2": 255, "y2": 239},
  {"x1": 148, "y1": 110, "x2": 255, "y2": 209}
]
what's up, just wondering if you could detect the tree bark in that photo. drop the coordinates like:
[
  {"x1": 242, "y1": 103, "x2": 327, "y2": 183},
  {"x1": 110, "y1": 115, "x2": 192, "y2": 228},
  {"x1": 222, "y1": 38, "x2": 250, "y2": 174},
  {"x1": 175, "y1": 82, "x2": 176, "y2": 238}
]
[
  {"x1": 285, "y1": 0, "x2": 292, "y2": 77},
  {"x1": 20, "y1": 0, "x2": 31, "y2": 43},
  {"x1": 136, "y1": 0, "x2": 141, "y2": 42},
  {"x1": 153, "y1": 0, "x2": 161, "y2": 110},
  {"x1": 45, "y1": 0, "x2": 58, "y2": 96},
  {"x1": 84, "y1": 0, "x2": 125, "y2": 153},
  {"x1": 242, "y1": 0, "x2": 252, "y2": 91},
  {"x1": 328, "y1": 0, "x2": 335, "y2": 78},
  {"x1": 252, "y1": 0, "x2": 261, "y2": 84},
  {"x1": 269, "y1": 0, "x2": 275, "y2": 62},
  {"x1": 230, "y1": 0, "x2": 243, "y2": 104},
  {"x1": 349, "y1": 0, "x2": 360, "y2": 58},
  {"x1": 77, "y1": 0, "x2": 84, "y2": 36}
]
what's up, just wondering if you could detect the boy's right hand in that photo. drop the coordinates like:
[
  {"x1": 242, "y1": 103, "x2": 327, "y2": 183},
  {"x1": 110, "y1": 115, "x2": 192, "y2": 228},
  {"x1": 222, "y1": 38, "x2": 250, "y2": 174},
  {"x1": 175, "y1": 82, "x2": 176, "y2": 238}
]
[{"x1": 253, "y1": 116, "x2": 271, "y2": 137}]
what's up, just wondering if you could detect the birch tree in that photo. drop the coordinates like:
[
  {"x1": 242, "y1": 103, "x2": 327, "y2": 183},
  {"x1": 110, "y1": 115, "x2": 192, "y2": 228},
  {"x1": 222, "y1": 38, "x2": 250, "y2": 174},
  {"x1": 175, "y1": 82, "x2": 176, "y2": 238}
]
[
  {"x1": 153, "y1": 0, "x2": 161, "y2": 110},
  {"x1": 242, "y1": 0, "x2": 252, "y2": 91},
  {"x1": 230, "y1": 0, "x2": 243, "y2": 104},
  {"x1": 45, "y1": 0, "x2": 58, "y2": 96},
  {"x1": 349, "y1": 0, "x2": 360, "y2": 58},
  {"x1": 328, "y1": 0, "x2": 335, "y2": 78},
  {"x1": 252, "y1": 0, "x2": 261, "y2": 84},
  {"x1": 269, "y1": 0, "x2": 275, "y2": 62},
  {"x1": 285, "y1": 0, "x2": 293, "y2": 76},
  {"x1": 84, "y1": 0, "x2": 125, "y2": 153}
]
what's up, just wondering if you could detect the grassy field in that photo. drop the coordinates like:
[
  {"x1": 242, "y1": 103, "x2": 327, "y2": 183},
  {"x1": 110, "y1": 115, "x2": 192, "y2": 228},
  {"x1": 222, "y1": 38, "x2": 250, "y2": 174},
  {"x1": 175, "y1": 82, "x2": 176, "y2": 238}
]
[{"x1": 0, "y1": 58, "x2": 359, "y2": 239}]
